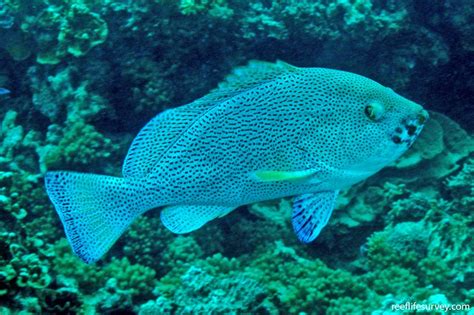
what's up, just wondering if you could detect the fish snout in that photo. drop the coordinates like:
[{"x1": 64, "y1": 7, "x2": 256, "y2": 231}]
[
  {"x1": 391, "y1": 109, "x2": 429, "y2": 145},
  {"x1": 416, "y1": 109, "x2": 429, "y2": 126}
]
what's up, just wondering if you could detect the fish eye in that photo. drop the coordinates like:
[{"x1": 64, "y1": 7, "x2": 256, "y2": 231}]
[{"x1": 364, "y1": 101, "x2": 384, "y2": 121}]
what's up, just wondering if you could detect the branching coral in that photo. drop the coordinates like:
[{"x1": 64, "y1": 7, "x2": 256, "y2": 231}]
[
  {"x1": 40, "y1": 119, "x2": 118, "y2": 171},
  {"x1": 52, "y1": 239, "x2": 157, "y2": 304}
]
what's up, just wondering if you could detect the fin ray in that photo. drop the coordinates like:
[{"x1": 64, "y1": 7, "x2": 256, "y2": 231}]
[
  {"x1": 45, "y1": 172, "x2": 146, "y2": 263},
  {"x1": 161, "y1": 205, "x2": 235, "y2": 234},
  {"x1": 292, "y1": 191, "x2": 338, "y2": 243}
]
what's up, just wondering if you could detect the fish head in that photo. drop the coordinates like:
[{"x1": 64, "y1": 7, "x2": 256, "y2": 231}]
[{"x1": 348, "y1": 82, "x2": 429, "y2": 173}]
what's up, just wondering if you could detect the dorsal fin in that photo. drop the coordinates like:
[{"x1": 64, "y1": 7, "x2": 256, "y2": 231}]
[
  {"x1": 123, "y1": 60, "x2": 298, "y2": 178},
  {"x1": 201, "y1": 60, "x2": 298, "y2": 103},
  {"x1": 123, "y1": 105, "x2": 207, "y2": 177}
]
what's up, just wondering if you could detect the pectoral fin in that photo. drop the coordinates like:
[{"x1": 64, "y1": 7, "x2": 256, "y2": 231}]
[
  {"x1": 252, "y1": 169, "x2": 319, "y2": 182},
  {"x1": 292, "y1": 190, "x2": 339, "y2": 243}
]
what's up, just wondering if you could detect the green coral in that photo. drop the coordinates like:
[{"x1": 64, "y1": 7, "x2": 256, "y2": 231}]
[
  {"x1": 363, "y1": 215, "x2": 465, "y2": 302},
  {"x1": 241, "y1": 0, "x2": 407, "y2": 42},
  {"x1": 445, "y1": 157, "x2": 473, "y2": 207},
  {"x1": 103, "y1": 257, "x2": 157, "y2": 298},
  {"x1": 245, "y1": 242, "x2": 372, "y2": 313},
  {"x1": 179, "y1": 0, "x2": 234, "y2": 18},
  {"x1": 60, "y1": 4, "x2": 108, "y2": 58},
  {"x1": 0, "y1": 231, "x2": 53, "y2": 299},
  {"x1": 52, "y1": 239, "x2": 156, "y2": 302},
  {"x1": 4, "y1": 1, "x2": 107, "y2": 64},
  {"x1": 122, "y1": 215, "x2": 174, "y2": 269},
  {"x1": 41, "y1": 119, "x2": 118, "y2": 170},
  {"x1": 142, "y1": 266, "x2": 269, "y2": 314}
]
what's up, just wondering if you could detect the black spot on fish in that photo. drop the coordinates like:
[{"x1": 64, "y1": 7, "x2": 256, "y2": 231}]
[
  {"x1": 392, "y1": 135, "x2": 402, "y2": 144},
  {"x1": 406, "y1": 125, "x2": 417, "y2": 136}
]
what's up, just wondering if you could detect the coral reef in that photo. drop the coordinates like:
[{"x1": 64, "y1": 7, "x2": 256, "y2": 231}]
[
  {"x1": 4, "y1": 1, "x2": 108, "y2": 64},
  {"x1": 146, "y1": 266, "x2": 268, "y2": 314},
  {"x1": 0, "y1": 0, "x2": 472, "y2": 313}
]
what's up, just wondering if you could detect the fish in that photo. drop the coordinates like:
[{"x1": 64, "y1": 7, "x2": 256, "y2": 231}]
[
  {"x1": 45, "y1": 60, "x2": 428, "y2": 263},
  {"x1": 0, "y1": 88, "x2": 10, "y2": 95}
]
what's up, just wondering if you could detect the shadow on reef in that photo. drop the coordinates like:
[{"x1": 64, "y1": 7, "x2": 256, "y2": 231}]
[{"x1": 0, "y1": 0, "x2": 473, "y2": 313}]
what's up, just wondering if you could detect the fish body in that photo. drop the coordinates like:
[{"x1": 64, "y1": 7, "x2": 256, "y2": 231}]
[{"x1": 45, "y1": 61, "x2": 428, "y2": 263}]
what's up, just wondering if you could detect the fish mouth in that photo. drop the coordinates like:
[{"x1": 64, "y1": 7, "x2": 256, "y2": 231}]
[{"x1": 391, "y1": 109, "x2": 429, "y2": 146}]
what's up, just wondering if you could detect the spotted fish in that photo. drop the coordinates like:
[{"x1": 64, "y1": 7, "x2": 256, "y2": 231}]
[{"x1": 45, "y1": 61, "x2": 428, "y2": 263}]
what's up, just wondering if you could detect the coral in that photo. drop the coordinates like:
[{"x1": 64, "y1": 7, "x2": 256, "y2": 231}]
[
  {"x1": 60, "y1": 4, "x2": 108, "y2": 58},
  {"x1": 426, "y1": 208, "x2": 473, "y2": 287},
  {"x1": 179, "y1": 0, "x2": 234, "y2": 18},
  {"x1": 442, "y1": 0, "x2": 474, "y2": 51},
  {"x1": 240, "y1": 0, "x2": 407, "y2": 43},
  {"x1": 174, "y1": 266, "x2": 268, "y2": 313},
  {"x1": 144, "y1": 266, "x2": 269, "y2": 314},
  {"x1": 52, "y1": 239, "x2": 157, "y2": 302},
  {"x1": 156, "y1": 252, "x2": 241, "y2": 298},
  {"x1": 161, "y1": 236, "x2": 203, "y2": 268},
  {"x1": 10, "y1": 2, "x2": 108, "y2": 64},
  {"x1": 89, "y1": 278, "x2": 134, "y2": 314},
  {"x1": 40, "y1": 119, "x2": 118, "y2": 171},
  {"x1": 121, "y1": 215, "x2": 174, "y2": 269},
  {"x1": 37, "y1": 287, "x2": 82, "y2": 314},
  {"x1": 244, "y1": 241, "x2": 373, "y2": 314},
  {"x1": 368, "y1": 266, "x2": 420, "y2": 296},
  {"x1": 326, "y1": 297, "x2": 373, "y2": 315},
  {"x1": 51, "y1": 239, "x2": 105, "y2": 294},
  {"x1": 103, "y1": 257, "x2": 157, "y2": 299},
  {"x1": 117, "y1": 57, "x2": 173, "y2": 118},
  {"x1": 365, "y1": 229, "x2": 417, "y2": 270},
  {"x1": 248, "y1": 198, "x2": 291, "y2": 228},
  {"x1": 386, "y1": 221, "x2": 430, "y2": 257},
  {"x1": 445, "y1": 158, "x2": 473, "y2": 207},
  {"x1": 363, "y1": 204, "x2": 467, "y2": 302},
  {"x1": 138, "y1": 296, "x2": 173, "y2": 315},
  {"x1": 386, "y1": 190, "x2": 436, "y2": 224},
  {"x1": 0, "y1": 231, "x2": 52, "y2": 300},
  {"x1": 29, "y1": 66, "x2": 111, "y2": 122},
  {"x1": 0, "y1": 110, "x2": 24, "y2": 163},
  {"x1": 0, "y1": 3, "x2": 14, "y2": 29}
]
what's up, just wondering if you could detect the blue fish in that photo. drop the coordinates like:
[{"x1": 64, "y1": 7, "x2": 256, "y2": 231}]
[
  {"x1": 45, "y1": 61, "x2": 428, "y2": 263},
  {"x1": 0, "y1": 88, "x2": 10, "y2": 95}
]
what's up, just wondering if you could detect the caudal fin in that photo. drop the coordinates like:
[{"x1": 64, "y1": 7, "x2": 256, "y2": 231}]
[{"x1": 45, "y1": 172, "x2": 145, "y2": 264}]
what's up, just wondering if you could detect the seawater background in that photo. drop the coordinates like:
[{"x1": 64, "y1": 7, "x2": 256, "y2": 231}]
[{"x1": 0, "y1": 1, "x2": 472, "y2": 314}]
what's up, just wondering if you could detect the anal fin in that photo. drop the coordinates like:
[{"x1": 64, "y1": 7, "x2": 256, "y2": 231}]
[
  {"x1": 292, "y1": 191, "x2": 339, "y2": 243},
  {"x1": 161, "y1": 205, "x2": 235, "y2": 234}
]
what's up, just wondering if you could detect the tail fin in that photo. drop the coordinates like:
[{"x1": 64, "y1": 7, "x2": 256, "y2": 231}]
[{"x1": 45, "y1": 171, "x2": 145, "y2": 264}]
